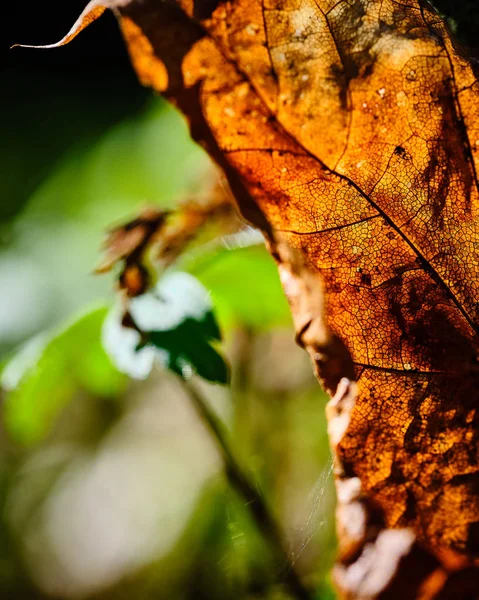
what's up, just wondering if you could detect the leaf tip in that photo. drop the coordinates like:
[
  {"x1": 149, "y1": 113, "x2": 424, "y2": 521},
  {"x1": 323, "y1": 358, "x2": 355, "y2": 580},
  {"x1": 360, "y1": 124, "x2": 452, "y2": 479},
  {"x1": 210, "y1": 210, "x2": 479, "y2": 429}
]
[{"x1": 11, "y1": 1, "x2": 109, "y2": 52}]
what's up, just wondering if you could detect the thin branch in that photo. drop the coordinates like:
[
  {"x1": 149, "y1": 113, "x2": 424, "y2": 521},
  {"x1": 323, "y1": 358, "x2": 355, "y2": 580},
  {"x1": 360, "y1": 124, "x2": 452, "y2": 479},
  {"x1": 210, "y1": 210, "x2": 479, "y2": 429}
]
[{"x1": 183, "y1": 379, "x2": 313, "y2": 600}]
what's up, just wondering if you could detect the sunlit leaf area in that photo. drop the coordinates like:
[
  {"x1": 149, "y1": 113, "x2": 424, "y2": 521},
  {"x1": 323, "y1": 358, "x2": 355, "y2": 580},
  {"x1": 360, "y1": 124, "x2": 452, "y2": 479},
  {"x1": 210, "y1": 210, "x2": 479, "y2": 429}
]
[{"x1": 1, "y1": 4, "x2": 336, "y2": 599}]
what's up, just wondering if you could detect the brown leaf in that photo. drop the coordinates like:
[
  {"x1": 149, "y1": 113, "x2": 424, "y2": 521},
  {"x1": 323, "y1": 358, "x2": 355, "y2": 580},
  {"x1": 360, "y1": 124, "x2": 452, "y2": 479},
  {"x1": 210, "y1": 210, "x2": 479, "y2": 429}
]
[
  {"x1": 12, "y1": 0, "x2": 111, "y2": 49},
  {"x1": 156, "y1": 179, "x2": 241, "y2": 267},
  {"x1": 36, "y1": 0, "x2": 479, "y2": 595},
  {"x1": 96, "y1": 181, "x2": 240, "y2": 295},
  {"x1": 96, "y1": 207, "x2": 168, "y2": 296}
]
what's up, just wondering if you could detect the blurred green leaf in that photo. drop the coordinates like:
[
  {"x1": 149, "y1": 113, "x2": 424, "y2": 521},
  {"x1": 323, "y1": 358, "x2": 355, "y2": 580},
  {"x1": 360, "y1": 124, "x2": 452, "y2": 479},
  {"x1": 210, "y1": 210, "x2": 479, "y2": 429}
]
[
  {"x1": 146, "y1": 315, "x2": 229, "y2": 384},
  {"x1": 104, "y1": 272, "x2": 229, "y2": 384},
  {"x1": 314, "y1": 579, "x2": 337, "y2": 600},
  {"x1": 188, "y1": 245, "x2": 292, "y2": 331},
  {"x1": 3, "y1": 306, "x2": 126, "y2": 445}
]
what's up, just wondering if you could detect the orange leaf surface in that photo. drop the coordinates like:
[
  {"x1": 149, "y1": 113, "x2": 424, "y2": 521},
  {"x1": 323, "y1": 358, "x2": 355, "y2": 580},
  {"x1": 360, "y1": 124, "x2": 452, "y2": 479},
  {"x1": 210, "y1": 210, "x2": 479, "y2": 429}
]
[{"x1": 33, "y1": 0, "x2": 479, "y2": 594}]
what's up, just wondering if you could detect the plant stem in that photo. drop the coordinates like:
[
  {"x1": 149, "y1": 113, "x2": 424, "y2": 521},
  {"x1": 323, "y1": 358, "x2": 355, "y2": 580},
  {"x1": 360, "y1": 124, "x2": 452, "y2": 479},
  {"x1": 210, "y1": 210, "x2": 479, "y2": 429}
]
[{"x1": 184, "y1": 379, "x2": 312, "y2": 600}]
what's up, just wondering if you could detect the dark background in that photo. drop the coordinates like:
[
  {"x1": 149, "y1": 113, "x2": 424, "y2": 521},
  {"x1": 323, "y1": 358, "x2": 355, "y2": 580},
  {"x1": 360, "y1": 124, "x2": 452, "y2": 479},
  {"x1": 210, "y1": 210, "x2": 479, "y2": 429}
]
[{"x1": 3, "y1": 1, "x2": 148, "y2": 222}]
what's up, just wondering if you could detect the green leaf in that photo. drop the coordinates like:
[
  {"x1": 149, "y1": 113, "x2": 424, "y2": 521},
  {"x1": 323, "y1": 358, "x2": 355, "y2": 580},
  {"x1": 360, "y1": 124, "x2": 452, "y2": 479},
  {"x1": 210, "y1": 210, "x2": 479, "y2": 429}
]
[
  {"x1": 104, "y1": 272, "x2": 229, "y2": 385},
  {"x1": 201, "y1": 309, "x2": 222, "y2": 342},
  {"x1": 3, "y1": 306, "x2": 126, "y2": 445},
  {"x1": 187, "y1": 244, "x2": 292, "y2": 331},
  {"x1": 146, "y1": 316, "x2": 229, "y2": 384}
]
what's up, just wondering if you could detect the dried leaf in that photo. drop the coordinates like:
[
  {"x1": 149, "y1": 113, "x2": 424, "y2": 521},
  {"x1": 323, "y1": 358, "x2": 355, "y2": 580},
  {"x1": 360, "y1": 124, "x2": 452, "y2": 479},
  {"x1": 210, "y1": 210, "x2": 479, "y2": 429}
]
[
  {"x1": 96, "y1": 184, "x2": 240, "y2": 294},
  {"x1": 12, "y1": 0, "x2": 111, "y2": 49},
  {"x1": 97, "y1": 206, "x2": 168, "y2": 296},
  {"x1": 30, "y1": 0, "x2": 479, "y2": 595},
  {"x1": 155, "y1": 180, "x2": 241, "y2": 267}
]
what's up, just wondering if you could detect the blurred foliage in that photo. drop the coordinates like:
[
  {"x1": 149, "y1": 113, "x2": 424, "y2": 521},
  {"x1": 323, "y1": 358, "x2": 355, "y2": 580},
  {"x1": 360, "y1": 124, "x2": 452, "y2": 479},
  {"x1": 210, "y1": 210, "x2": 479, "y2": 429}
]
[
  {"x1": 2, "y1": 306, "x2": 126, "y2": 445},
  {"x1": 1, "y1": 40, "x2": 335, "y2": 599},
  {"x1": 188, "y1": 244, "x2": 291, "y2": 331},
  {"x1": 0, "y1": 98, "x2": 209, "y2": 353}
]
